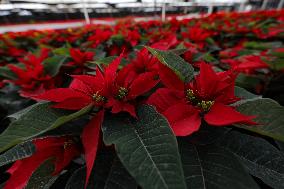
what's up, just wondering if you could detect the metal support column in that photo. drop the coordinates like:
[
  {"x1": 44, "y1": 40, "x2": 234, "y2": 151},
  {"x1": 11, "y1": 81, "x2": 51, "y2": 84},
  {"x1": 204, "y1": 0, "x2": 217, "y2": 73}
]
[
  {"x1": 162, "y1": 0, "x2": 166, "y2": 22},
  {"x1": 278, "y1": 0, "x2": 284, "y2": 10},
  {"x1": 82, "y1": 0, "x2": 90, "y2": 24},
  {"x1": 261, "y1": 0, "x2": 269, "y2": 10},
  {"x1": 208, "y1": 5, "x2": 213, "y2": 14}
]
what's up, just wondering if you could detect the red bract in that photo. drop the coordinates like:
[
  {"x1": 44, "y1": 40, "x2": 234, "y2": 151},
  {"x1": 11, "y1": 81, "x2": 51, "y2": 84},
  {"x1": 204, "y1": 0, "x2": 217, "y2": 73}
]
[
  {"x1": 182, "y1": 42, "x2": 199, "y2": 65},
  {"x1": 105, "y1": 62, "x2": 159, "y2": 117},
  {"x1": 182, "y1": 26, "x2": 212, "y2": 49},
  {"x1": 108, "y1": 44, "x2": 129, "y2": 56},
  {"x1": 149, "y1": 32, "x2": 178, "y2": 48},
  {"x1": 222, "y1": 55, "x2": 269, "y2": 74},
  {"x1": 7, "y1": 47, "x2": 26, "y2": 58},
  {"x1": 123, "y1": 29, "x2": 141, "y2": 47},
  {"x1": 129, "y1": 48, "x2": 159, "y2": 74},
  {"x1": 7, "y1": 48, "x2": 54, "y2": 96},
  {"x1": 35, "y1": 75, "x2": 105, "y2": 110},
  {"x1": 36, "y1": 69, "x2": 108, "y2": 187},
  {"x1": 35, "y1": 54, "x2": 126, "y2": 111},
  {"x1": 36, "y1": 53, "x2": 159, "y2": 186},
  {"x1": 69, "y1": 48, "x2": 95, "y2": 67},
  {"x1": 148, "y1": 62, "x2": 256, "y2": 136},
  {"x1": 0, "y1": 80, "x2": 5, "y2": 88},
  {"x1": 4, "y1": 137, "x2": 80, "y2": 189},
  {"x1": 127, "y1": 43, "x2": 169, "y2": 76},
  {"x1": 18, "y1": 48, "x2": 49, "y2": 67},
  {"x1": 81, "y1": 110, "x2": 104, "y2": 187},
  {"x1": 88, "y1": 29, "x2": 113, "y2": 48}
]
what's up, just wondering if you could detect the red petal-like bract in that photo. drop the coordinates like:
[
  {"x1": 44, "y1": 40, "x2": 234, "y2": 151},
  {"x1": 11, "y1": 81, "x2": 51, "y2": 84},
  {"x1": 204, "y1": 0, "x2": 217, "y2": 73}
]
[
  {"x1": 147, "y1": 88, "x2": 184, "y2": 113},
  {"x1": 148, "y1": 62, "x2": 256, "y2": 136},
  {"x1": 81, "y1": 110, "x2": 105, "y2": 188},
  {"x1": 163, "y1": 103, "x2": 201, "y2": 136},
  {"x1": 106, "y1": 98, "x2": 137, "y2": 117},
  {"x1": 35, "y1": 88, "x2": 86, "y2": 102},
  {"x1": 158, "y1": 64, "x2": 184, "y2": 91},
  {"x1": 105, "y1": 53, "x2": 124, "y2": 86},
  {"x1": 204, "y1": 102, "x2": 256, "y2": 126},
  {"x1": 52, "y1": 97, "x2": 92, "y2": 110},
  {"x1": 128, "y1": 72, "x2": 159, "y2": 99},
  {"x1": 4, "y1": 152, "x2": 56, "y2": 189},
  {"x1": 4, "y1": 137, "x2": 79, "y2": 189},
  {"x1": 195, "y1": 62, "x2": 219, "y2": 98}
]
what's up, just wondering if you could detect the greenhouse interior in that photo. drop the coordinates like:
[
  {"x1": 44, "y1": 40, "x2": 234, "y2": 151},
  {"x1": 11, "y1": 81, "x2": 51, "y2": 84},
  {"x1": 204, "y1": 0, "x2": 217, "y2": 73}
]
[{"x1": 0, "y1": 0, "x2": 284, "y2": 189}]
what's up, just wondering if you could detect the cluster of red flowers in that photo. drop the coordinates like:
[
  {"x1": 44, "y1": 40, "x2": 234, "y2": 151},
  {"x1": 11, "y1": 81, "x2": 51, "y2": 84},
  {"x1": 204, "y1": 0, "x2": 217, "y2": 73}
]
[{"x1": 0, "y1": 9, "x2": 283, "y2": 188}]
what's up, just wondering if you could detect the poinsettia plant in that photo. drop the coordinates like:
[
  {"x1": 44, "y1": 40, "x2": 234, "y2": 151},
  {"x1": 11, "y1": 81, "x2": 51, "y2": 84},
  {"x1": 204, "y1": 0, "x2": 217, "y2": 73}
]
[{"x1": 0, "y1": 9, "x2": 284, "y2": 189}]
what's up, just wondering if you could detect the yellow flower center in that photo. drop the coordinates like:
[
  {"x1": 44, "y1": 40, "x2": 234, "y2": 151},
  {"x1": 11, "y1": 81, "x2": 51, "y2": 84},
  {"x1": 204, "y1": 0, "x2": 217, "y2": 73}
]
[
  {"x1": 186, "y1": 89, "x2": 214, "y2": 112},
  {"x1": 186, "y1": 89, "x2": 197, "y2": 101},
  {"x1": 197, "y1": 100, "x2": 215, "y2": 112},
  {"x1": 117, "y1": 87, "x2": 128, "y2": 100},
  {"x1": 92, "y1": 92, "x2": 106, "y2": 103},
  {"x1": 64, "y1": 140, "x2": 74, "y2": 149}
]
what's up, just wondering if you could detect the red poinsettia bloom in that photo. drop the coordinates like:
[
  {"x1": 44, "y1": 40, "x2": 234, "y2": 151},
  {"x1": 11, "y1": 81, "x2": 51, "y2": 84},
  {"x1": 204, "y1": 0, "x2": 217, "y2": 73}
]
[
  {"x1": 36, "y1": 71, "x2": 106, "y2": 187},
  {"x1": 108, "y1": 44, "x2": 130, "y2": 56},
  {"x1": 182, "y1": 42, "x2": 199, "y2": 65},
  {"x1": 36, "y1": 53, "x2": 158, "y2": 186},
  {"x1": 181, "y1": 26, "x2": 212, "y2": 49},
  {"x1": 149, "y1": 32, "x2": 178, "y2": 48},
  {"x1": 274, "y1": 47, "x2": 284, "y2": 53},
  {"x1": 129, "y1": 48, "x2": 159, "y2": 74},
  {"x1": 7, "y1": 48, "x2": 54, "y2": 96},
  {"x1": 148, "y1": 62, "x2": 256, "y2": 136},
  {"x1": 4, "y1": 137, "x2": 80, "y2": 189},
  {"x1": 88, "y1": 29, "x2": 113, "y2": 48},
  {"x1": 219, "y1": 44, "x2": 245, "y2": 58},
  {"x1": 123, "y1": 29, "x2": 141, "y2": 47},
  {"x1": 0, "y1": 80, "x2": 5, "y2": 88},
  {"x1": 69, "y1": 48, "x2": 95, "y2": 67},
  {"x1": 7, "y1": 47, "x2": 26, "y2": 58},
  {"x1": 126, "y1": 42, "x2": 172, "y2": 77},
  {"x1": 222, "y1": 55, "x2": 269, "y2": 74},
  {"x1": 105, "y1": 59, "x2": 159, "y2": 117}
]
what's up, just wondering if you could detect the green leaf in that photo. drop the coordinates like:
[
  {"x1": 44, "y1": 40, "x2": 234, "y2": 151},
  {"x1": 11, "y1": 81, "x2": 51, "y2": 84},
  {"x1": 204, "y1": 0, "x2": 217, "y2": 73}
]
[
  {"x1": 270, "y1": 51, "x2": 284, "y2": 58},
  {"x1": 263, "y1": 74, "x2": 284, "y2": 105},
  {"x1": 0, "y1": 103, "x2": 93, "y2": 153},
  {"x1": 146, "y1": 46, "x2": 194, "y2": 82},
  {"x1": 235, "y1": 98, "x2": 284, "y2": 142},
  {"x1": 234, "y1": 86, "x2": 259, "y2": 100},
  {"x1": 0, "y1": 182, "x2": 5, "y2": 189},
  {"x1": 88, "y1": 56, "x2": 129, "y2": 70},
  {"x1": 179, "y1": 140, "x2": 259, "y2": 189},
  {"x1": 267, "y1": 58, "x2": 284, "y2": 70},
  {"x1": 102, "y1": 105, "x2": 186, "y2": 189},
  {"x1": 65, "y1": 167, "x2": 85, "y2": 189},
  {"x1": 66, "y1": 151, "x2": 137, "y2": 189},
  {"x1": 244, "y1": 41, "x2": 282, "y2": 50},
  {"x1": 238, "y1": 49, "x2": 260, "y2": 56},
  {"x1": 168, "y1": 48, "x2": 188, "y2": 55},
  {"x1": 95, "y1": 56, "x2": 117, "y2": 65},
  {"x1": 236, "y1": 73, "x2": 262, "y2": 90},
  {"x1": 110, "y1": 34, "x2": 125, "y2": 46},
  {"x1": 43, "y1": 55, "x2": 68, "y2": 77},
  {"x1": 186, "y1": 123, "x2": 230, "y2": 145},
  {"x1": 0, "y1": 84, "x2": 32, "y2": 114},
  {"x1": 8, "y1": 103, "x2": 35, "y2": 120},
  {"x1": 53, "y1": 47, "x2": 70, "y2": 56},
  {"x1": 0, "y1": 66, "x2": 17, "y2": 80},
  {"x1": 26, "y1": 159, "x2": 57, "y2": 189},
  {"x1": 100, "y1": 157, "x2": 137, "y2": 189},
  {"x1": 217, "y1": 131, "x2": 284, "y2": 189},
  {"x1": 0, "y1": 141, "x2": 35, "y2": 167},
  {"x1": 276, "y1": 140, "x2": 284, "y2": 152}
]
